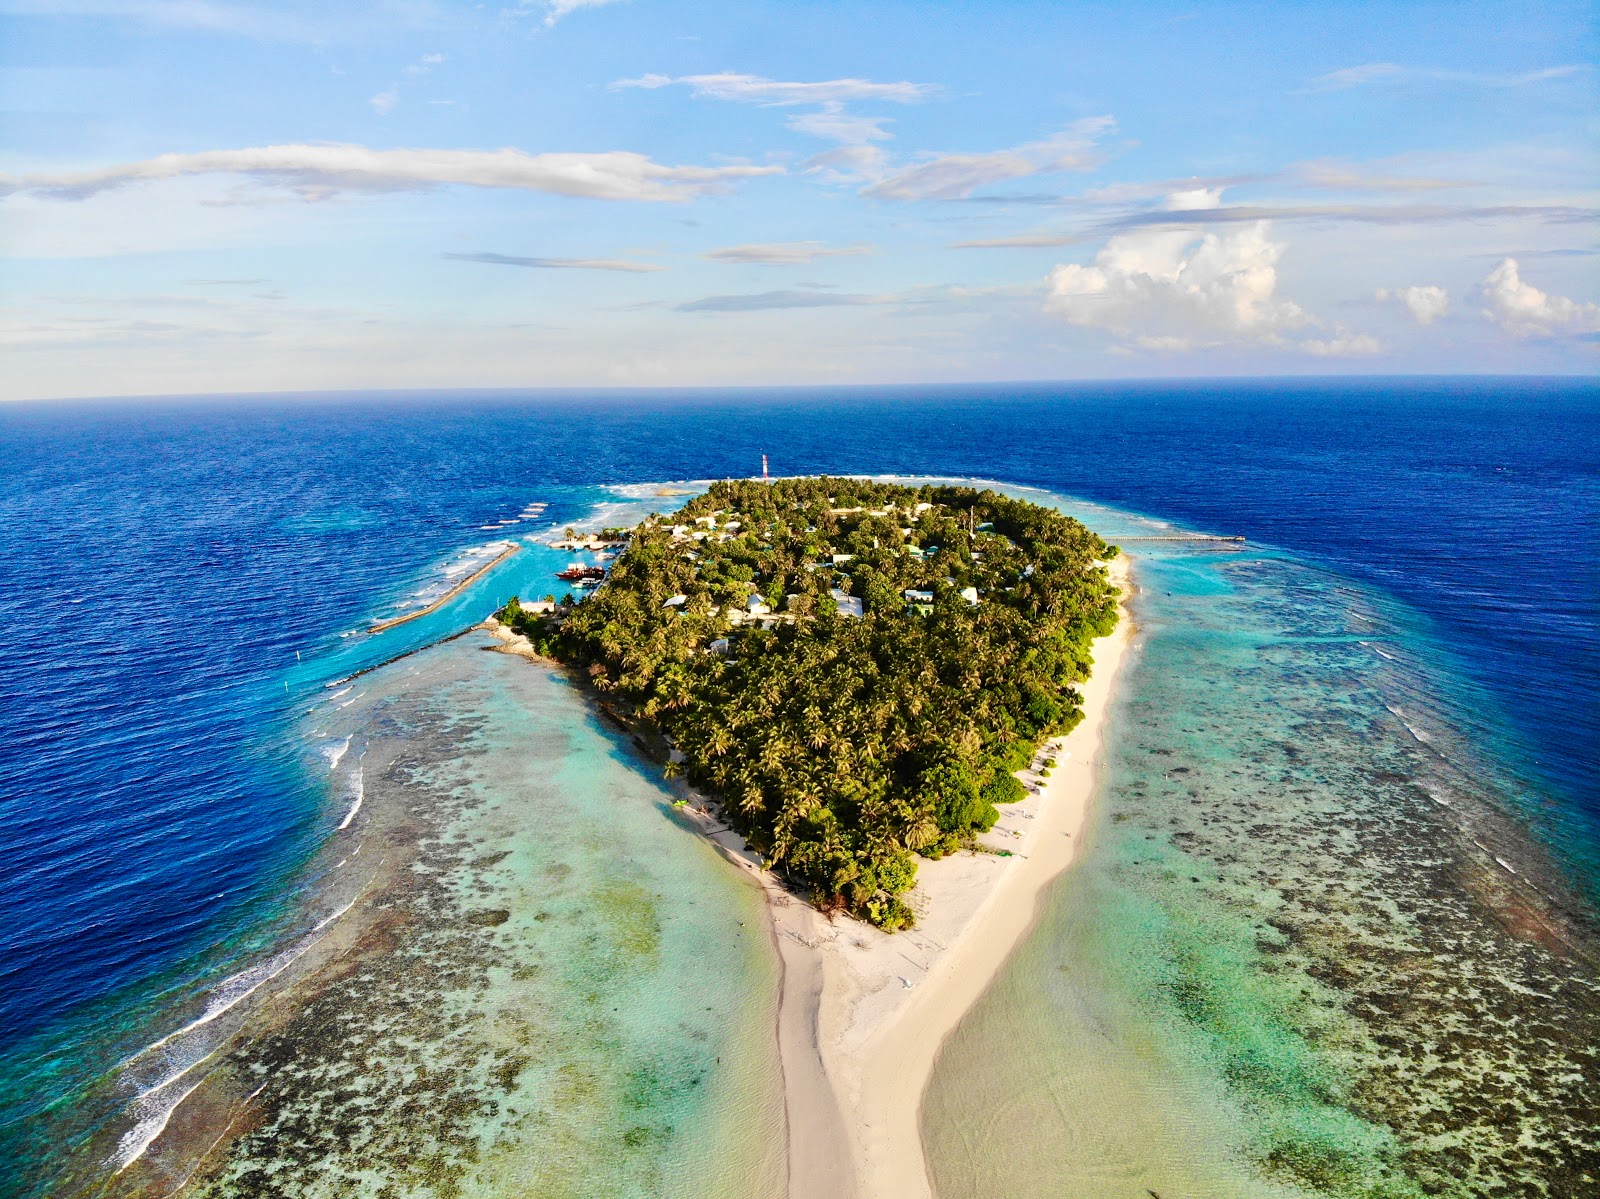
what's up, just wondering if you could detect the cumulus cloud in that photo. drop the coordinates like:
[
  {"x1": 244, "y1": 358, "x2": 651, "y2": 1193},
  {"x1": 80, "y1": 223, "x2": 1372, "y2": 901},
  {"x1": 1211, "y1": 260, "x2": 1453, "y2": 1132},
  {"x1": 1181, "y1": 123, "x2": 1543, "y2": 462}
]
[
  {"x1": 704, "y1": 241, "x2": 872, "y2": 265},
  {"x1": 0, "y1": 144, "x2": 783, "y2": 203},
  {"x1": 1042, "y1": 192, "x2": 1379, "y2": 355},
  {"x1": 444, "y1": 252, "x2": 662, "y2": 272},
  {"x1": 611, "y1": 72, "x2": 934, "y2": 106},
  {"x1": 864, "y1": 117, "x2": 1115, "y2": 201},
  {"x1": 1047, "y1": 218, "x2": 1304, "y2": 341},
  {"x1": 1479, "y1": 258, "x2": 1600, "y2": 336},
  {"x1": 1376, "y1": 284, "x2": 1449, "y2": 324}
]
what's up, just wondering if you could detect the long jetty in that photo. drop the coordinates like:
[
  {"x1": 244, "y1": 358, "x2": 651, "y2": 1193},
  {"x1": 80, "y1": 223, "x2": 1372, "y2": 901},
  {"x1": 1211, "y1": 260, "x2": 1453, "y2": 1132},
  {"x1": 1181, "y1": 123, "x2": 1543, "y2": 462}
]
[
  {"x1": 1118, "y1": 535, "x2": 1246, "y2": 543},
  {"x1": 367, "y1": 543, "x2": 521, "y2": 635}
]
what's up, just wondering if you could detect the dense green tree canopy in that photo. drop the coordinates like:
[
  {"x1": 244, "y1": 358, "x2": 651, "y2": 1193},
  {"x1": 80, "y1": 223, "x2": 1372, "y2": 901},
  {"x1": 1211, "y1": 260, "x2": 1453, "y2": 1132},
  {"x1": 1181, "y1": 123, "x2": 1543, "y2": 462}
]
[{"x1": 503, "y1": 477, "x2": 1119, "y2": 930}]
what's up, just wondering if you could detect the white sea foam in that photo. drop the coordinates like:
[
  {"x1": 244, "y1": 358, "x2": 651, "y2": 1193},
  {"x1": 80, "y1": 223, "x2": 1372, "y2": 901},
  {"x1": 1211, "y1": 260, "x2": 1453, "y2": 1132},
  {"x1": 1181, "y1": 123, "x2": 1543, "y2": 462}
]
[
  {"x1": 124, "y1": 937, "x2": 322, "y2": 1065},
  {"x1": 1495, "y1": 857, "x2": 1518, "y2": 875},
  {"x1": 112, "y1": 1078, "x2": 205, "y2": 1173},
  {"x1": 111, "y1": 917, "x2": 339, "y2": 1171},
  {"x1": 325, "y1": 684, "x2": 353, "y2": 698},
  {"x1": 338, "y1": 761, "x2": 364, "y2": 830},
  {"x1": 133, "y1": 1045, "x2": 220, "y2": 1102},
  {"x1": 322, "y1": 736, "x2": 352, "y2": 771},
  {"x1": 313, "y1": 895, "x2": 358, "y2": 933}
]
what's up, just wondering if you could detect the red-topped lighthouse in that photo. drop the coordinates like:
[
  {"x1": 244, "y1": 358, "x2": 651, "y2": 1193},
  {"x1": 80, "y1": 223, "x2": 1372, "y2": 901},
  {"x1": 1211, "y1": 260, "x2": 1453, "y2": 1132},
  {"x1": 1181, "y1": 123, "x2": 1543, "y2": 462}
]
[{"x1": 762, "y1": 452, "x2": 769, "y2": 480}]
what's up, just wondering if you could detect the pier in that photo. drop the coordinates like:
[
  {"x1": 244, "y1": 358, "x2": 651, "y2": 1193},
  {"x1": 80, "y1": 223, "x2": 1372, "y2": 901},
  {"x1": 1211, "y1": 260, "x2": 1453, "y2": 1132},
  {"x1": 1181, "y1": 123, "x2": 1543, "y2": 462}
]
[
  {"x1": 1118, "y1": 535, "x2": 1246, "y2": 543},
  {"x1": 367, "y1": 543, "x2": 521, "y2": 634}
]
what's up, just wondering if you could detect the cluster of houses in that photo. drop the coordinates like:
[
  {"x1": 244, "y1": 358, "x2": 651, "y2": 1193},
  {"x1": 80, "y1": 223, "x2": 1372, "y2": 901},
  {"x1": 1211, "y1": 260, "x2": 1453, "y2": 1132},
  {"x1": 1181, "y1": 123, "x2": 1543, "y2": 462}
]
[{"x1": 527, "y1": 499, "x2": 993, "y2": 639}]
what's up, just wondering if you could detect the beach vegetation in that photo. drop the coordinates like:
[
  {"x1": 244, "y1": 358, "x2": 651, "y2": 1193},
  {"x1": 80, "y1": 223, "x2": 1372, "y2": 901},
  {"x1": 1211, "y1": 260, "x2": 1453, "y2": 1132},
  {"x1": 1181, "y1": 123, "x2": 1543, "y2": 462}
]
[{"x1": 500, "y1": 477, "x2": 1118, "y2": 929}]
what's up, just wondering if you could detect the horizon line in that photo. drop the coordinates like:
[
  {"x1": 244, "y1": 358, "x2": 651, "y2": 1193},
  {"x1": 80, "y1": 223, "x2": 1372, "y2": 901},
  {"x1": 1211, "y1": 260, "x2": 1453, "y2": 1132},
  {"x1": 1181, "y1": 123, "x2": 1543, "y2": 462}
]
[{"x1": 4, "y1": 372, "x2": 1596, "y2": 407}]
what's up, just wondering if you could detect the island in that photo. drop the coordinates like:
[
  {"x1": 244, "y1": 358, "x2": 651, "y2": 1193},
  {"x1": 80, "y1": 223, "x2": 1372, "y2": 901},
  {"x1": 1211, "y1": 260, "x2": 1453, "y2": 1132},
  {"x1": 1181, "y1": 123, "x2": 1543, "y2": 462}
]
[{"x1": 498, "y1": 477, "x2": 1120, "y2": 930}]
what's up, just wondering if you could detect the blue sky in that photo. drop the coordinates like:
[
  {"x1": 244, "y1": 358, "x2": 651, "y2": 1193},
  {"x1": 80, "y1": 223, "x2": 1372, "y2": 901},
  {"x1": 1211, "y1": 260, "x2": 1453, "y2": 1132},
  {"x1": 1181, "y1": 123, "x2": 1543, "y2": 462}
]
[{"x1": 2, "y1": 0, "x2": 1595, "y2": 399}]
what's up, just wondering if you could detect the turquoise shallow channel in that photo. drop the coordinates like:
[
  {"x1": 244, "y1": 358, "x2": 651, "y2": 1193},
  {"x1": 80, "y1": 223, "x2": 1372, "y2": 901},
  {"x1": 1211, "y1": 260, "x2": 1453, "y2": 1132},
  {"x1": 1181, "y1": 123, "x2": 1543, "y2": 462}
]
[{"x1": 923, "y1": 492, "x2": 1599, "y2": 1199}]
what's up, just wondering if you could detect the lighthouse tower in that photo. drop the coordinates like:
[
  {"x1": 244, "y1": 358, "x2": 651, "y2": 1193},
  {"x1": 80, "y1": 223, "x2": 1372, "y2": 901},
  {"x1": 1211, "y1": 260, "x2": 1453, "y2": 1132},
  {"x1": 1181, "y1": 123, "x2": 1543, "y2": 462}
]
[{"x1": 761, "y1": 453, "x2": 769, "y2": 481}]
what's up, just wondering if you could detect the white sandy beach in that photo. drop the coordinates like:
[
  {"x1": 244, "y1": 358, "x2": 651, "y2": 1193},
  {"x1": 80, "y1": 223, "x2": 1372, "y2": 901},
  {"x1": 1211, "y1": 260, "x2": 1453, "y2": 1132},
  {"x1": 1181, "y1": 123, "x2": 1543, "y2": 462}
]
[
  {"x1": 767, "y1": 553, "x2": 1134, "y2": 1199},
  {"x1": 486, "y1": 555, "x2": 1134, "y2": 1199}
]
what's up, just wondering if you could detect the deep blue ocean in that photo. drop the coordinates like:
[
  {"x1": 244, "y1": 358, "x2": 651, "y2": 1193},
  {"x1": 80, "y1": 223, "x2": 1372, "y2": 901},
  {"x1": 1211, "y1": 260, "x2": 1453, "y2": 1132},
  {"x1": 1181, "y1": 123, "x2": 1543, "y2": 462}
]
[{"x1": 1, "y1": 378, "x2": 1596, "y2": 1193}]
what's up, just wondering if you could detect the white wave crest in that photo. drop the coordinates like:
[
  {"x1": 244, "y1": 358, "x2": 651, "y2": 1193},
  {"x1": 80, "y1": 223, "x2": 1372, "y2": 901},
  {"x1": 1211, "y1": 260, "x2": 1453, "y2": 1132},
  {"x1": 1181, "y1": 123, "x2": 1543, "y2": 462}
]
[
  {"x1": 338, "y1": 760, "x2": 364, "y2": 830},
  {"x1": 322, "y1": 736, "x2": 352, "y2": 771}
]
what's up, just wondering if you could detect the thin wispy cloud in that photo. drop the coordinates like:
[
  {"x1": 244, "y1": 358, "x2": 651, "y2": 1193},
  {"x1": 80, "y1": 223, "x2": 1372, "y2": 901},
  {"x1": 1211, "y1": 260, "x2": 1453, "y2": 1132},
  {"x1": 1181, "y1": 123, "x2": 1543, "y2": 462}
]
[
  {"x1": 863, "y1": 117, "x2": 1117, "y2": 202},
  {"x1": 787, "y1": 106, "x2": 894, "y2": 145},
  {"x1": 0, "y1": 0, "x2": 445, "y2": 42},
  {"x1": 677, "y1": 289, "x2": 880, "y2": 312},
  {"x1": 1293, "y1": 159, "x2": 1471, "y2": 192},
  {"x1": 954, "y1": 198, "x2": 1595, "y2": 250},
  {"x1": 538, "y1": 0, "x2": 625, "y2": 27},
  {"x1": 1108, "y1": 202, "x2": 1597, "y2": 229},
  {"x1": 0, "y1": 144, "x2": 783, "y2": 202},
  {"x1": 444, "y1": 251, "x2": 663, "y2": 272},
  {"x1": 1303, "y1": 62, "x2": 1586, "y2": 93},
  {"x1": 611, "y1": 72, "x2": 935, "y2": 106},
  {"x1": 703, "y1": 241, "x2": 873, "y2": 265}
]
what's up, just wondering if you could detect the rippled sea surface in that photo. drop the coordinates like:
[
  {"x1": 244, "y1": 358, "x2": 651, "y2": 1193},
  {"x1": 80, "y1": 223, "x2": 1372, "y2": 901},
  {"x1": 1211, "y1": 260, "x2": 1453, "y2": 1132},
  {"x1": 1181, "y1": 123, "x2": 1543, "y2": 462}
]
[{"x1": 1, "y1": 380, "x2": 1594, "y2": 1197}]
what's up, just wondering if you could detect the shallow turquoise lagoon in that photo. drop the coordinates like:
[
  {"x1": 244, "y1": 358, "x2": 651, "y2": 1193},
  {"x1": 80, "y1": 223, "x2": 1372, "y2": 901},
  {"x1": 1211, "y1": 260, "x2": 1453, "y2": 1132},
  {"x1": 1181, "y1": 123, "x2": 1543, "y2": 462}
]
[{"x1": 923, "y1": 496, "x2": 1598, "y2": 1199}]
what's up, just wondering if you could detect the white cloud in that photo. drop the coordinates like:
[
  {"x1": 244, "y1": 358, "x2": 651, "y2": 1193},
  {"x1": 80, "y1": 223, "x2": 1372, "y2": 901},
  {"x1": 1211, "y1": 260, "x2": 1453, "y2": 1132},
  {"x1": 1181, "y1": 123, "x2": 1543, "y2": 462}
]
[
  {"x1": 369, "y1": 89, "x2": 399, "y2": 116},
  {"x1": 1165, "y1": 186, "x2": 1223, "y2": 211},
  {"x1": 444, "y1": 252, "x2": 662, "y2": 272},
  {"x1": 611, "y1": 72, "x2": 934, "y2": 106},
  {"x1": 801, "y1": 145, "x2": 888, "y2": 185},
  {"x1": 1376, "y1": 284, "x2": 1449, "y2": 325},
  {"x1": 1, "y1": 144, "x2": 783, "y2": 203},
  {"x1": 1304, "y1": 62, "x2": 1586, "y2": 93},
  {"x1": 864, "y1": 117, "x2": 1116, "y2": 201},
  {"x1": 704, "y1": 241, "x2": 873, "y2": 265},
  {"x1": 1305, "y1": 63, "x2": 1404, "y2": 91},
  {"x1": 541, "y1": 0, "x2": 625, "y2": 26},
  {"x1": 1042, "y1": 192, "x2": 1382, "y2": 355},
  {"x1": 1480, "y1": 257, "x2": 1600, "y2": 336},
  {"x1": 1303, "y1": 331, "x2": 1382, "y2": 356},
  {"x1": 786, "y1": 104, "x2": 893, "y2": 145},
  {"x1": 0, "y1": 0, "x2": 446, "y2": 42},
  {"x1": 1295, "y1": 159, "x2": 1468, "y2": 192}
]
